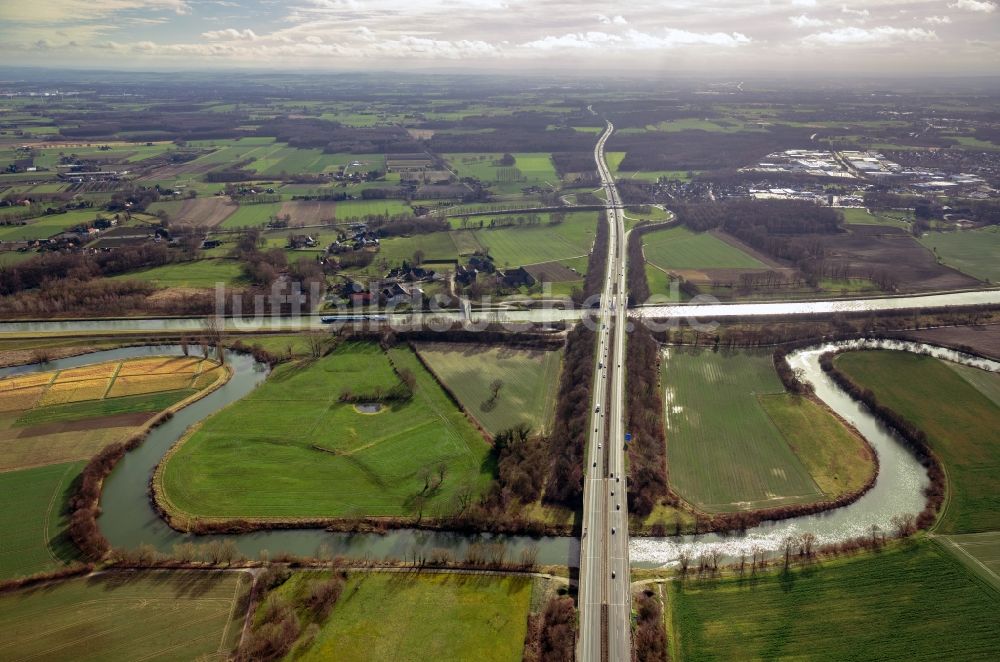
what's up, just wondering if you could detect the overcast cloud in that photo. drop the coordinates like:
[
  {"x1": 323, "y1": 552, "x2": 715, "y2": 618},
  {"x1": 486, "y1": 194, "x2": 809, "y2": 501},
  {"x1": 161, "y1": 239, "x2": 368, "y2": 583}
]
[{"x1": 0, "y1": 0, "x2": 997, "y2": 74}]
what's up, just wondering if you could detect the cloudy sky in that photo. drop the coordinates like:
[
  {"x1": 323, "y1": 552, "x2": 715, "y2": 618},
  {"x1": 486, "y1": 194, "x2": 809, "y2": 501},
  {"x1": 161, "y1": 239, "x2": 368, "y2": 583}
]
[{"x1": 0, "y1": 0, "x2": 998, "y2": 75}]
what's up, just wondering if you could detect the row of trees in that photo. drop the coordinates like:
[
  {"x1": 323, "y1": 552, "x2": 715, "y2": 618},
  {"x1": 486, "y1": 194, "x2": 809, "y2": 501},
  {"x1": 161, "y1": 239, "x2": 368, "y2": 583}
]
[
  {"x1": 625, "y1": 323, "x2": 669, "y2": 517},
  {"x1": 0, "y1": 242, "x2": 181, "y2": 297},
  {"x1": 522, "y1": 596, "x2": 577, "y2": 662},
  {"x1": 492, "y1": 424, "x2": 547, "y2": 505},
  {"x1": 633, "y1": 591, "x2": 668, "y2": 662},
  {"x1": 579, "y1": 213, "x2": 609, "y2": 302},
  {"x1": 543, "y1": 324, "x2": 596, "y2": 505}
]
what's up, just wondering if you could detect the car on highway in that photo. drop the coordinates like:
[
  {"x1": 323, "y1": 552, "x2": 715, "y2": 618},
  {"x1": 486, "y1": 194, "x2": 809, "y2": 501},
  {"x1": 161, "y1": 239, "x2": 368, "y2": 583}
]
[{"x1": 611, "y1": 527, "x2": 616, "y2": 535}]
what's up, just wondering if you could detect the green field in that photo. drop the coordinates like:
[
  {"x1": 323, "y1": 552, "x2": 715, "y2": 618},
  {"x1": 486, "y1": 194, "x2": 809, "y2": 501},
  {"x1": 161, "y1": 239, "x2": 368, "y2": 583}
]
[
  {"x1": 218, "y1": 202, "x2": 284, "y2": 229},
  {"x1": 445, "y1": 152, "x2": 559, "y2": 194},
  {"x1": 937, "y1": 531, "x2": 1000, "y2": 590},
  {"x1": 374, "y1": 231, "x2": 459, "y2": 271},
  {"x1": 470, "y1": 211, "x2": 597, "y2": 267},
  {"x1": 835, "y1": 350, "x2": 1000, "y2": 534},
  {"x1": 334, "y1": 199, "x2": 412, "y2": 219},
  {"x1": 643, "y1": 226, "x2": 766, "y2": 271},
  {"x1": 0, "y1": 571, "x2": 250, "y2": 660},
  {"x1": 668, "y1": 541, "x2": 1000, "y2": 661},
  {"x1": 919, "y1": 227, "x2": 1000, "y2": 283},
  {"x1": 663, "y1": 348, "x2": 872, "y2": 512},
  {"x1": 159, "y1": 342, "x2": 493, "y2": 519},
  {"x1": 414, "y1": 343, "x2": 562, "y2": 435},
  {"x1": 0, "y1": 210, "x2": 106, "y2": 241},
  {"x1": 0, "y1": 251, "x2": 34, "y2": 266},
  {"x1": 948, "y1": 361, "x2": 1000, "y2": 407},
  {"x1": 111, "y1": 258, "x2": 244, "y2": 288},
  {"x1": 16, "y1": 389, "x2": 195, "y2": 427},
  {"x1": 275, "y1": 571, "x2": 532, "y2": 662},
  {"x1": 0, "y1": 461, "x2": 82, "y2": 579},
  {"x1": 841, "y1": 207, "x2": 913, "y2": 228}
]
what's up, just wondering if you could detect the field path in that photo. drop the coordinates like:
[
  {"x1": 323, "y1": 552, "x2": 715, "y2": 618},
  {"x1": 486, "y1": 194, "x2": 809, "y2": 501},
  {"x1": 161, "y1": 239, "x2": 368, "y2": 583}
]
[{"x1": 40, "y1": 462, "x2": 75, "y2": 564}]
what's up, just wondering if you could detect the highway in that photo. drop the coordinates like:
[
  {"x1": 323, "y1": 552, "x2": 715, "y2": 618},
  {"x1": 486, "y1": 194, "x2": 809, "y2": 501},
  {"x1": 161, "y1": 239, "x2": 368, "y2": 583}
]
[{"x1": 578, "y1": 121, "x2": 631, "y2": 662}]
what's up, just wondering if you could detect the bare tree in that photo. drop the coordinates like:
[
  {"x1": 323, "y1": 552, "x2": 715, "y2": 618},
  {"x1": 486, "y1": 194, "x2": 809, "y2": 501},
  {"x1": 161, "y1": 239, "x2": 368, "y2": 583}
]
[
  {"x1": 801, "y1": 532, "x2": 817, "y2": 559},
  {"x1": 306, "y1": 331, "x2": 327, "y2": 359},
  {"x1": 891, "y1": 513, "x2": 916, "y2": 538},
  {"x1": 783, "y1": 536, "x2": 798, "y2": 570},
  {"x1": 202, "y1": 315, "x2": 223, "y2": 346},
  {"x1": 709, "y1": 548, "x2": 722, "y2": 574}
]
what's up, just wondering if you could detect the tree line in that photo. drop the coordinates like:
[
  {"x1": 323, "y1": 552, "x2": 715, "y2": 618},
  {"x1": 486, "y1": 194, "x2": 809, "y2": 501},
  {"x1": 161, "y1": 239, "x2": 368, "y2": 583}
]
[
  {"x1": 543, "y1": 323, "x2": 596, "y2": 505},
  {"x1": 625, "y1": 322, "x2": 669, "y2": 517},
  {"x1": 523, "y1": 596, "x2": 577, "y2": 662}
]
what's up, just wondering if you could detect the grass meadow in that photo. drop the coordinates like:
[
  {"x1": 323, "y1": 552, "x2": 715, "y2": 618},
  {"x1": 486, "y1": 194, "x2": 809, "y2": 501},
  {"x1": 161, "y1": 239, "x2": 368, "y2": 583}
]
[
  {"x1": 159, "y1": 342, "x2": 494, "y2": 520},
  {"x1": 415, "y1": 343, "x2": 562, "y2": 435},
  {"x1": 218, "y1": 202, "x2": 285, "y2": 229},
  {"x1": 0, "y1": 210, "x2": 106, "y2": 242},
  {"x1": 835, "y1": 350, "x2": 1000, "y2": 534},
  {"x1": 111, "y1": 258, "x2": 244, "y2": 288},
  {"x1": 668, "y1": 541, "x2": 1000, "y2": 661},
  {"x1": 643, "y1": 226, "x2": 767, "y2": 271},
  {"x1": 840, "y1": 207, "x2": 913, "y2": 229},
  {"x1": 470, "y1": 211, "x2": 597, "y2": 267},
  {"x1": 662, "y1": 348, "x2": 872, "y2": 512},
  {"x1": 0, "y1": 461, "x2": 82, "y2": 579},
  {"x1": 276, "y1": 571, "x2": 532, "y2": 662},
  {"x1": 918, "y1": 227, "x2": 1000, "y2": 283},
  {"x1": 0, "y1": 571, "x2": 250, "y2": 660}
]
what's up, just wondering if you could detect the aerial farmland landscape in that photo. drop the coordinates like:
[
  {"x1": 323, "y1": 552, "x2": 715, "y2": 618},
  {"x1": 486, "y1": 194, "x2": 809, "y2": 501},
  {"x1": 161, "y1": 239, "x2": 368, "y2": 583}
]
[{"x1": 1, "y1": 1, "x2": 1000, "y2": 661}]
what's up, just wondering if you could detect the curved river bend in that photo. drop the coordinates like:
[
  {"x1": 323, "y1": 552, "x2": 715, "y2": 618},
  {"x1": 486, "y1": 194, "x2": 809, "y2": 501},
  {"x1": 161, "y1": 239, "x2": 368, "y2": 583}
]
[{"x1": 2, "y1": 340, "x2": 995, "y2": 568}]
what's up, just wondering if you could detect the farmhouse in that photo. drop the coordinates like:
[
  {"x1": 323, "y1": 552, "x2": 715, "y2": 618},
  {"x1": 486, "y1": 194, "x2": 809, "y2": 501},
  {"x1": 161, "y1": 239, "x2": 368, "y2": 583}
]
[
  {"x1": 496, "y1": 267, "x2": 535, "y2": 288},
  {"x1": 287, "y1": 234, "x2": 317, "y2": 249}
]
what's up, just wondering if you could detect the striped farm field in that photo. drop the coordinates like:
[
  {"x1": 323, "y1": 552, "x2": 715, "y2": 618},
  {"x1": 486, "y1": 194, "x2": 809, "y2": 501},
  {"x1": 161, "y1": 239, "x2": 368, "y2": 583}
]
[
  {"x1": 668, "y1": 541, "x2": 1000, "y2": 661},
  {"x1": 37, "y1": 379, "x2": 112, "y2": 406},
  {"x1": 0, "y1": 571, "x2": 251, "y2": 660},
  {"x1": 0, "y1": 461, "x2": 83, "y2": 579},
  {"x1": 0, "y1": 356, "x2": 223, "y2": 471},
  {"x1": 107, "y1": 372, "x2": 202, "y2": 398},
  {"x1": 415, "y1": 343, "x2": 563, "y2": 435},
  {"x1": 117, "y1": 356, "x2": 204, "y2": 375},
  {"x1": 662, "y1": 348, "x2": 874, "y2": 512}
]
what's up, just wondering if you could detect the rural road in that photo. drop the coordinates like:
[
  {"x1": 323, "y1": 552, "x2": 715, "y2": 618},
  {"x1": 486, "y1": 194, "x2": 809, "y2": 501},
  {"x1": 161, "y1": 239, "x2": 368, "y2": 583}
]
[{"x1": 578, "y1": 120, "x2": 631, "y2": 662}]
